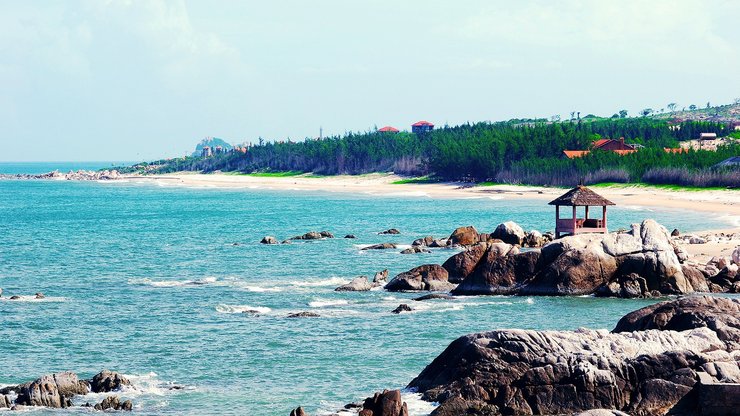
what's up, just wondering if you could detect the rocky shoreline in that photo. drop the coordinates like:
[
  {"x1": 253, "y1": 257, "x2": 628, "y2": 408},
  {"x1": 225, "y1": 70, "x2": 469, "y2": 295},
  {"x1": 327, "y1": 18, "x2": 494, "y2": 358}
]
[{"x1": 0, "y1": 169, "x2": 122, "y2": 181}]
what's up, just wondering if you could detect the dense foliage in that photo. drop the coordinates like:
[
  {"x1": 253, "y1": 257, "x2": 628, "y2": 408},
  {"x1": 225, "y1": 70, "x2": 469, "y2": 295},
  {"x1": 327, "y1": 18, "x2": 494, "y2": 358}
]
[{"x1": 124, "y1": 118, "x2": 739, "y2": 187}]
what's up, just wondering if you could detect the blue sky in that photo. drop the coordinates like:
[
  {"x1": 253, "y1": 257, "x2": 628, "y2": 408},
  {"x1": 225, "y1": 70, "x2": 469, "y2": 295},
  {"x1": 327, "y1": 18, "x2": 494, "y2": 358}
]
[{"x1": 1, "y1": 0, "x2": 738, "y2": 162}]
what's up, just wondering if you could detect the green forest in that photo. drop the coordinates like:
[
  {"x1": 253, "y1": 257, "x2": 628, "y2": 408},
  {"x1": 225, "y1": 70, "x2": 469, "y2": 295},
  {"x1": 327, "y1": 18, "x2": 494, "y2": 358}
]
[{"x1": 124, "y1": 118, "x2": 739, "y2": 188}]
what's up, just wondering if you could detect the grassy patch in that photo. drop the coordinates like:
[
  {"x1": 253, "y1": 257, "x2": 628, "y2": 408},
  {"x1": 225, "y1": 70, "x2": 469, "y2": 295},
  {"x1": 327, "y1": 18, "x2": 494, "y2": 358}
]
[
  {"x1": 243, "y1": 170, "x2": 306, "y2": 177},
  {"x1": 591, "y1": 182, "x2": 732, "y2": 191},
  {"x1": 391, "y1": 176, "x2": 436, "y2": 184}
]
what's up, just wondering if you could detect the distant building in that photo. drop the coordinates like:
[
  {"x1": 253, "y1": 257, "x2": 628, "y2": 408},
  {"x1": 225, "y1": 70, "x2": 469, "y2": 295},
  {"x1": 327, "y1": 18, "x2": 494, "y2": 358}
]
[
  {"x1": 592, "y1": 137, "x2": 635, "y2": 151},
  {"x1": 699, "y1": 132, "x2": 718, "y2": 141},
  {"x1": 378, "y1": 126, "x2": 399, "y2": 133},
  {"x1": 214, "y1": 146, "x2": 224, "y2": 155},
  {"x1": 201, "y1": 146, "x2": 212, "y2": 158},
  {"x1": 412, "y1": 121, "x2": 434, "y2": 134}
]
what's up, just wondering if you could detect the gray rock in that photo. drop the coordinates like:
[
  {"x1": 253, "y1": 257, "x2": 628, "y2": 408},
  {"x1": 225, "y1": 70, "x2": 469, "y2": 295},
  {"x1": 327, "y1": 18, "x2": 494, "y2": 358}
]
[
  {"x1": 362, "y1": 243, "x2": 397, "y2": 250},
  {"x1": 260, "y1": 236, "x2": 278, "y2": 244},
  {"x1": 344, "y1": 234, "x2": 356, "y2": 239},
  {"x1": 491, "y1": 221, "x2": 526, "y2": 245},
  {"x1": 12, "y1": 372, "x2": 89, "y2": 408},
  {"x1": 89, "y1": 370, "x2": 131, "y2": 393},
  {"x1": 287, "y1": 312, "x2": 320, "y2": 318},
  {"x1": 373, "y1": 269, "x2": 389, "y2": 285},
  {"x1": 413, "y1": 294, "x2": 455, "y2": 301},
  {"x1": 319, "y1": 231, "x2": 334, "y2": 238},
  {"x1": 400, "y1": 246, "x2": 430, "y2": 254},
  {"x1": 289, "y1": 406, "x2": 308, "y2": 416},
  {"x1": 391, "y1": 304, "x2": 412, "y2": 314},
  {"x1": 379, "y1": 228, "x2": 400, "y2": 235},
  {"x1": 335, "y1": 276, "x2": 373, "y2": 292},
  {"x1": 94, "y1": 395, "x2": 132, "y2": 411}
]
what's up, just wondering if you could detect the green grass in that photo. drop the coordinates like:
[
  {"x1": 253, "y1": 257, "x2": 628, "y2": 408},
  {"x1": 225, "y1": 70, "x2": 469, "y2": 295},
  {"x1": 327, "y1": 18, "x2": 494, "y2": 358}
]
[
  {"x1": 391, "y1": 176, "x2": 436, "y2": 184},
  {"x1": 590, "y1": 182, "x2": 732, "y2": 191}
]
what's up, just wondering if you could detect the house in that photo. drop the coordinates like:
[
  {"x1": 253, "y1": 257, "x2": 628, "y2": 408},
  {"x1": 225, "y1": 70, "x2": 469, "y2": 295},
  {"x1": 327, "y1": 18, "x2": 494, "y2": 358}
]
[
  {"x1": 378, "y1": 126, "x2": 399, "y2": 133},
  {"x1": 411, "y1": 121, "x2": 434, "y2": 134},
  {"x1": 592, "y1": 137, "x2": 635, "y2": 151},
  {"x1": 700, "y1": 133, "x2": 718, "y2": 141},
  {"x1": 201, "y1": 146, "x2": 212, "y2": 158}
]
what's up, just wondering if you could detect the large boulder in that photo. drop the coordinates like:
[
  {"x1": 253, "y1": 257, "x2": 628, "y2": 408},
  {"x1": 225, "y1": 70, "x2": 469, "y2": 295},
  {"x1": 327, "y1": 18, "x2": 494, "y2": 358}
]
[
  {"x1": 441, "y1": 242, "x2": 491, "y2": 283},
  {"x1": 447, "y1": 226, "x2": 480, "y2": 246},
  {"x1": 524, "y1": 247, "x2": 617, "y2": 296},
  {"x1": 385, "y1": 265, "x2": 453, "y2": 292},
  {"x1": 453, "y1": 249, "x2": 540, "y2": 295},
  {"x1": 407, "y1": 297, "x2": 740, "y2": 415},
  {"x1": 359, "y1": 390, "x2": 408, "y2": 416},
  {"x1": 335, "y1": 276, "x2": 373, "y2": 292},
  {"x1": 12, "y1": 372, "x2": 89, "y2": 408},
  {"x1": 491, "y1": 221, "x2": 526, "y2": 245}
]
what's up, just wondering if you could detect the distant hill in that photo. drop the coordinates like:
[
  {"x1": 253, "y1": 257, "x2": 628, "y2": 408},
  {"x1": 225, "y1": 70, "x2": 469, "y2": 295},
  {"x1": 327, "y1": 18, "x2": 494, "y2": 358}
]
[{"x1": 192, "y1": 137, "x2": 233, "y2": 157}]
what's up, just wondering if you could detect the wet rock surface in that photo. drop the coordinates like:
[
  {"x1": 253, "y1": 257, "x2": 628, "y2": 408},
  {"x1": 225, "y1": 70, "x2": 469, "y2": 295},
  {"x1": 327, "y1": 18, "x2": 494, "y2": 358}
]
[{"x1": 385, "y1": 264, "x2": 453, "y2": 292}]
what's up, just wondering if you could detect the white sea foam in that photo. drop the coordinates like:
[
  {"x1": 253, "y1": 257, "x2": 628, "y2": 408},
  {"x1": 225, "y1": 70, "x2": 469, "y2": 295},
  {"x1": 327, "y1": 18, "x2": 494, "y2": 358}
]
[
  {"x1": 401, "y1": 390, "x2": 438, "y2": 415},
  {"x1": 290, "y1": 277, "x2": 348, "y2": 287},
  {"x1": 308, "y1": 299, "x2": 349, "y2": 308},
  {"x1": 525, "y1": 297, "x2": 535, "y2": 304},
  {"x1": 487, "y1": 195, "x2": 505, "y2": 200},
  {"x1": 238, "y1": 285, "x2": 283, "y2": 293},
  {"x1": 215, "y1": 304, "x2": 272, "y2": 314}
]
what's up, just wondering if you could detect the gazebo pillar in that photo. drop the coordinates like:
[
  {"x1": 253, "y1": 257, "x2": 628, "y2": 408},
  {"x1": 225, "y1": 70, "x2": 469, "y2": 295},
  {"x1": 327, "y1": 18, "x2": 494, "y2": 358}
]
[
  {"x1": 603, "y1": 205, "x2": 608, "y2": 231},
  {"x1": 572, "y1": 205, "x2": 577, "y2": 234},
  {"x1": 585, "y1": 206, "x2": 589, "y2": 220}
]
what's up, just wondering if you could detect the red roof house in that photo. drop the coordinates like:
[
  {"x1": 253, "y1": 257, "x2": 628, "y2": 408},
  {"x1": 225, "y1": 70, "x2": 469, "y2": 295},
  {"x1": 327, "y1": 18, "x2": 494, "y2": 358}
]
[
  {"x1": 412, "y1": 120, "x2": 434, "y2": 134},
  {"x1": 378, "y1": 126, "x2": 399, "y2": 133}
]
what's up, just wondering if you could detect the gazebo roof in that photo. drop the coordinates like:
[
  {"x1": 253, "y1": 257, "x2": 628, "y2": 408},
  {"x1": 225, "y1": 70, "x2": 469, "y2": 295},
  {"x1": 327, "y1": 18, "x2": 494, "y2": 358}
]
[{"x1": 548, "y1": 185, "x2": 615, "y2": 206}]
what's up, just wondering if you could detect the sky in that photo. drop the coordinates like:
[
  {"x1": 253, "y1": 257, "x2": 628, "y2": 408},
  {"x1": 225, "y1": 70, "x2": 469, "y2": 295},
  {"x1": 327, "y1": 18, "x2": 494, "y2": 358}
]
[{"x1": 1, "y1": 0, "x2": 738, "y2": 162}]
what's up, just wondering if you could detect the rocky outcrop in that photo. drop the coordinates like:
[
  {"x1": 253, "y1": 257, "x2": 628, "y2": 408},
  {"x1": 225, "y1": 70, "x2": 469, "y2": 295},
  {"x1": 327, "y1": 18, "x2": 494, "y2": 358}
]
[
  {"x1": 447, "y1": 226, "x2": 480, "y2": 246},
  {"x1": 93, "y1": 395, "x2": 133, "y2": 411},
  {"x1": 2, "y1": 170, "x2": 122, "y2": 181},
  {"x1": 290, "y1": 231, "x2": 325, "y2": 240},
  {"x1": 344, "y1": 234, "x2": 356, "y2": 239},
  {"x1": 89, "y1": 370, "x2": 131, "y2": 393},
  {"x1": 492, "y1": 221, "x2": 526, "y2": 245},
  {"x1": 335, "y1": 276, "x2": 373, "y2": 291},
  {"x1": 289, "y1": 406, "x2": 308, "y2": 416},
  {"x1": 362, "y1": 243, "x2": 397, "y2": 250},
  {"x1": 359, "y1": 390, "x2": 408, "y2": 416},
  {"x1": 385, "y1": 265, "x2": 454, "y2": 292},
  {"x1": 452, "y1": 220, "x2": 706, "y2": 297},
  {"x1": 260, "y1": 236, "x2": 278, "y2": 244},
  {"x1": 287, "y1": 312, "x2": 320, "y2": 318},
  {"x1": 373, "y1": 269, "x2": 389, "y2": 286},
  {"x1": 379, "y1": 229, "x2": 401, "y2": 235},
  {"x1": 407, "y1": 296, "x2": 740, "y2": 415},
  {"x1": 412, "y1": 236, "x2": 435, "y2": 247},
  {"x1": 0, "y1": 370, "x2": 134, "y2": 410}
]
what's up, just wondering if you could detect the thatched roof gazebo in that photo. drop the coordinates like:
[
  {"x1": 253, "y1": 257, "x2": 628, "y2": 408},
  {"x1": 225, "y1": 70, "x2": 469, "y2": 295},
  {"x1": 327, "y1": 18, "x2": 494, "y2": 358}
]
[{"x1": 548, "y1": 185, "x2": 615, "y2": 238}]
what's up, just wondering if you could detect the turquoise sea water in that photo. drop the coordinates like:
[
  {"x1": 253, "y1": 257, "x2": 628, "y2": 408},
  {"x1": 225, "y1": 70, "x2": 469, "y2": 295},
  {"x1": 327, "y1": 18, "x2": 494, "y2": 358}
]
[{"x1": 0, "y1": 163, "x2": 735, "y2": 415}]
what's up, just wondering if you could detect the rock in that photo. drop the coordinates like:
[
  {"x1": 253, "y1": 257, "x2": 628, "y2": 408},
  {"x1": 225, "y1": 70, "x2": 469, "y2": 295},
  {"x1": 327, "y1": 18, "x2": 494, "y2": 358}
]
[
  {"x1": 335, "y1": 276, "x2": 373, "y2": 292},
  {"x1": 671, "y1": 228, "x2": 680, "y2": 237},
  {"x1": 689, "y1": 236, "x2": 707, "y2": 244},
  {"x1": 89, "y1": 370, "x2": 131, "y2": 393},
  {"x1": 524, "y1": 230, "x2": 545, "y2": 247},
  {"x1": 682, "y1": 265, "x2": 709, "y2": 293},
  {"x1": 379, "y1": 228, "x2": 400, "y2": 235},
  {"x1": 344, "y1": 234, "x2": 356, "y2": 239},
  {"x1": 442, "y1": 243, "x2": 490, "y2": 283},
  {"x1": 362, "y1": 243, "x2": 397, "y2": 250},
  {"x1": 287, "y1": 312, "x2": 320, "y2": 318},
  {"x1": 281, "y1": 240, "x2": 292, "y2": 244},
  {"x1": 291, "y1": 231, "x2": 323, "y2": 240},
  {"x1": 12, "y1": 372, "x2": 89, "y2": 408},
  {"x1": 574, "y1": 411, "x2": 630, "y2": 416},
  {"x1": 413, "y1": 294, "x2": 455, "y2": 301},
  {"x1": 260, "y1": 236, "x2": 278, "y2": 244},
  {"x1": 34, "y1": 292, "x2": 45, "y2": 299},
  {"x1": 412, "y1": 236, "x2": 435, "y2": 246},
  {"x1": 407, "y1": 297, "x2": 740, "y2": 416},
  {"x1": 319, "y1": 231, "x2": 334, "y2": 238},
  {"x1": 359, "y1": 390, "x2": 408, "y2": 416},
  {"x1": 733, "y1": 246, "x2": 740, "y2": 265},
  {"x1": 391, "y1": 304, "x2": 412, "y2": 314},
  {"x1": 0, "y1": 288, "x2": 2, "y2": 297},
  {"x1": 289, "y1": 406, "x2": 308, "y2": 416},
  {"x1": 453, "y1": 248, "x2": 539, "y2": 296},
  {"x1": 385, "y1": 265, "x2": 453, "y2": 292},
  {"x1": 429, "y1": 239, "x2": 449, "y2": 248},
  {"x1": 0, "y1": 395, "x2": 10, "y2": 408},
  {"x1": 526, "y1": 247, "x2": 617, "y2": 296},
  {"x1": 373, "y1": 269, "x2": 389, "y2": 285},
  {"x1": 447, "y1": 226, "x2": 480, "y2": 246},
  {"x1": 595, "y1": 273, "x2": 648, "y2": 298},
  {"x1": 94, "y1": 395, "x2": 132, "y2": 411},
  {"x1": 491, "y1": 221, "x2": 526, "y2": 245},
  {"x1": 400, "y1": 246, "x2": 430, "y2": 254},
  {"x1": 9, "y1": 295, "x2": 20, "y2": 300}
]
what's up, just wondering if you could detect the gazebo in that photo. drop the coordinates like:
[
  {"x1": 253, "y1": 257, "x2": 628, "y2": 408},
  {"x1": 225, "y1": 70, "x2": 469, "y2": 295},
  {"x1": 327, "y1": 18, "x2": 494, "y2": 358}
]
[{"x1": 549, "y1": 185, "x2": 615, "y2": 238}]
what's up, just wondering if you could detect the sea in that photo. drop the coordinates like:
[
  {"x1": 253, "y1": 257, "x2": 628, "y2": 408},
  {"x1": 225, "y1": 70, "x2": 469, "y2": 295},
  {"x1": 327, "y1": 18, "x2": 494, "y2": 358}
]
[{"x1": 0, "y1": 162, "x2": 735, "y2": 415}]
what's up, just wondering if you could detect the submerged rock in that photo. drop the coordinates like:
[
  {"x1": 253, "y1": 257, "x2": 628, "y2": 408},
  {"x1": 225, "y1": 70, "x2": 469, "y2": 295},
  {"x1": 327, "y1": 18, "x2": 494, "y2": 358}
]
[
  {"x1": 379, "y1": 228, "x2": 401, "y2": 235},
  {"x1": 385, "y1": 265, "x2": 453, "y2": 292},
  {"x1": 412, "y1": 236, "x2": 435, "y2": 247},
  {"x1": 344, "y1": 234, "x2": 357, "y2": 239},
  {"x1": 413, "y1": 293, "x2": 455, "y2": 301},
  {"x1": 373, "y1": 269, "x2": 389, "y2": 285},
  {"x1": 287, "y1": 312, "x2": 320, "y2": 318},
  {"x1": 290, "y1": 231, "x2": 324, "y2": 240},
  {"x1": 335, "y1": 276, "x2": 373, "y2": 292},
  {"x1": 406, "y1": 296, "x2": 740, "y2": 415},
  {"x1": 391, "y1": 304, "x2": 412, "y2": 314},
  {"x1": 400, "y1": 246, "x2": 430, "y2": 254},
  {"x1": 362, "y1": 243, "x2": 397, "y2": 250},
  {"x1": 94, "y1": 395, "x2": 132, "y2": 411},
  {"x1": 289, "y1": 406, "x2": 308, "y2": 416},
  {"x1": 260, "y1": 236, "x2": 278, "y2": 244},
  {"x1": 319, "y1": 231, "x2": 334, "y2": 238}
]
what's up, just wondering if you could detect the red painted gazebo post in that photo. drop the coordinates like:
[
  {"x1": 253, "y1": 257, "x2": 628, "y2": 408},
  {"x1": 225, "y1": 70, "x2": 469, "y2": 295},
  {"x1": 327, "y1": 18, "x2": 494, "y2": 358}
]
[
  {"x1": 572, "y1": 205, "x2": 577, "y2": 234},
  {"x1": 602, "y1": 205, "x2": 607, "y2": 232},
  {"x1": 555, "y1": 205, "x2": 560, "y2": 237}
]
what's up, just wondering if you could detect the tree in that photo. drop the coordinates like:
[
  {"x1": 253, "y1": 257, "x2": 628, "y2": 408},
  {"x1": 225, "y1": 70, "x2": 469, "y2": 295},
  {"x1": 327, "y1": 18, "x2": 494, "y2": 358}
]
[
  {"x1": 619, "y1": 109, "x2": 628, "y2": 118},
  {"x1": 689, "y1": 104, "x2": 697, "y2": 111},
  {"x1": 570, "y1": 111, "x2": 576, "y2": 120},
  {"x1": 551, "y1": 115, "x2": 561, "y2": 122},
  {"x1": 706, "y1": 102, "x2": 711, "y2": 108},
  {"x1": 667, "y1": 103, "x2": 677, "y2": 112},
  {"x1": 641, "y1": 108, "x2": 653, "y2": 117}
]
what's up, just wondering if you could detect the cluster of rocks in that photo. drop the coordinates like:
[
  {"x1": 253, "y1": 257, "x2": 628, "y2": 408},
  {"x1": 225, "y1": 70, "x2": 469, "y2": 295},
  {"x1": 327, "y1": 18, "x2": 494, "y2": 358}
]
[
  {"x1": 260, "y1": 230, "x2": 336, "y2": 244},
  {"x1": 674, "y1": 231, "x2": 740, "y2": 245},
  {"x1": 696, "y1": 251, "x2": 740, "y2": 293},
  {"x1": 335, "y1": 270, "x2": 388, "y2": 292},
  {"x1": 1, "y1": 170, "x2": 122, "y2": 181},
  {"x1": 408, "y1": 296, "x2": 740, "y2": 415},
  {"x1": 0, "y1": 289, "x2": 45, "y2": 300},
  {"x1": 0, "y1": 370, "x2": 133, "y2": 411},
  {"x1": 381, "y1": 219, "x2": 722, "y2": 298},
  {"x1": 409, "y1": 223, "x2": 552, "y2": 253}
]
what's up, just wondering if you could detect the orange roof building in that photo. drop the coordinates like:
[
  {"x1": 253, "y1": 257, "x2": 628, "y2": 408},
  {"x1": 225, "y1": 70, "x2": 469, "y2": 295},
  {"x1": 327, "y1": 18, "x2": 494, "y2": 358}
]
[{"x1": 378, "y1": 126, "x2": 399, "y2": 133}]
